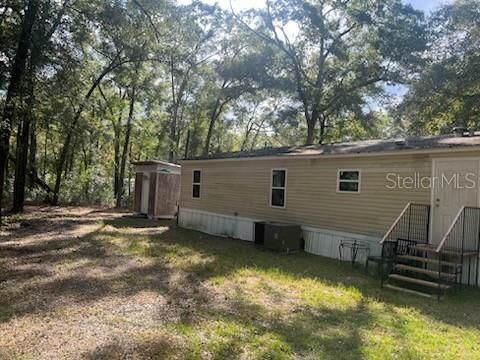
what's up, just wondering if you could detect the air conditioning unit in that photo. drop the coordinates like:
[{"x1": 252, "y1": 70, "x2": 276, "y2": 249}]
[{"x1": 255, "y1": 221, "x2": 303, "y2": 253}]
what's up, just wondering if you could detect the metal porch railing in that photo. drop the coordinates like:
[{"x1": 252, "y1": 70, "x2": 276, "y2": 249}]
[
  {"x1": 435, "y1": 206, "x2": 480, "y2": 288},
  {"x1": 381, "y1": 203, "x2": 431, "y2": 246}
]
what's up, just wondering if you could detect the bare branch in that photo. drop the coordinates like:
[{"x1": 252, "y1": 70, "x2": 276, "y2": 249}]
[
  {"x1": 324, "y1": 76, "x2": 386, "y2": 111},
  {"x1": 323, "y1": 23, "x2": 356, "y2": 60},
  {"x1": 132, "y1": 0, "x2": 162, "y2": 42}
]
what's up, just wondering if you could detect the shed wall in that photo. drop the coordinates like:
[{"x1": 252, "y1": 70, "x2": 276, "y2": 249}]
[{"x1": 155, "y1": 173, "x2": 181, "y2": 218}]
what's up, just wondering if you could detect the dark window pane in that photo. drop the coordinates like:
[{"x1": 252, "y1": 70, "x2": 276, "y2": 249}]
[
  {"x1": 271, "y1": 189, "x2": 285, "y2": 207},
  {"x1": 192, "y1": 184, "x2": 200, "y2": 198},
  {"x1": 339, "y1": 171, "x2": 359, "y2": 181},
  {"x1": 193, "y1": 170, "x2": 201, "y2": 183},
  {"x1": 272, "y1": 170, "x2": 286, "y2": 187},
  {"x1": 339, "y1": 181, "x2": 359, "y2": 192}
]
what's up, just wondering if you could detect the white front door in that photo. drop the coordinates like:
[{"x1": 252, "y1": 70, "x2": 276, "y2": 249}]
[
  {"x1": 431, "y1": 158, "x2": 480, "y2": 244},
  {"x1": 141, "y1": 173, "x2": 150, "y2": 214}
]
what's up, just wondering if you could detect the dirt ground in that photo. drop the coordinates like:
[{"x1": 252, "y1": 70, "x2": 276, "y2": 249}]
[{"x1": 0, "y1": 207, "x2": 194, "y2": 359}]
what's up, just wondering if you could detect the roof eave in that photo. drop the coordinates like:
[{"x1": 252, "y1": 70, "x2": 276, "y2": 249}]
[
  {"x1": 178, "y1": 145, "x2": 480, "y2": 164},
  {"x1": 131, "y1": 160, "x2": 181, "y2": 167}
]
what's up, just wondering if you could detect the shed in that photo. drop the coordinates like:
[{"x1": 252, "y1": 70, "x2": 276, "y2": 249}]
[{"x1": 132, "y1": 160, "x2": 181, "y2": 219}]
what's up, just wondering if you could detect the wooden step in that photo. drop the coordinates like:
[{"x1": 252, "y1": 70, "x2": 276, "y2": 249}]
[
  {"x1": 394, "y1": 264, "x2": 456, "y2": 279},
  {"x1": 414, "y1": 244, "x2": 478, "y2": 257},
  {"x1": 413, "y1": 244, "x2": 477, "y2": 257},
  {"x1": 384, "y1": 284, "x2": 434, "y2": 299},
  {"x1": 397, "y1": 255, "x2": 462, "y2": 268},
  {"x1": 388, "y1": 274, "x2": 451, "y2": 289}
]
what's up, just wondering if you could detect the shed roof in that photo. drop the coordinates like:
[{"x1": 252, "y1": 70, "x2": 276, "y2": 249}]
[
  {"x1": 183, "y1": 134, "x2": 480, "y2": 161},
  {"x1": 131, "y1": 160, "x2": 181, "y2": 168}
]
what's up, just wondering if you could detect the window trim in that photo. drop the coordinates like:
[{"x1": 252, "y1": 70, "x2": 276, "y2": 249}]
[
  {"x1": 192, "y1": 169, "x2": 202, "y2": 199},
  {"x1": 337, "y1": 169, "x2": 361, "y2": 194},
  {"x1": 270, "y1": 168, "x2": 287, "y2": 208}
]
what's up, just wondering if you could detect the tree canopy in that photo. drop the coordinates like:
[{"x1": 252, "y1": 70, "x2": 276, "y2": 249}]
[
  {"x1": 397, "y1": 0, "x2": 480, "y2": 134},
  {"x1": 0, "y1": 0, "x2": 477, "y2": 218}
]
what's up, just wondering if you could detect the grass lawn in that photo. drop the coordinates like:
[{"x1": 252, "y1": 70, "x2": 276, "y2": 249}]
[{"x1": 1, "y1": 208, "x2": 480, "y2": 359}]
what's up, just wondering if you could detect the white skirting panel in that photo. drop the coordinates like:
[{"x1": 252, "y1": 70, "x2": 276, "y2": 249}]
[
  {"x1": 178, "y1": 208, "x2": 382, "y2": 261},
  {"x1": 178, "y1": 208, "x2": 255, "y2": 241},
  {"x1": 461, "y1": 258, "x2": 480, "y2": 285},
  {"x1": 178, "y1": 208, "x2": 480, "y2": 286},
  {"x1": 303, "y1": 226, "x2": 382, "y2": 262}
]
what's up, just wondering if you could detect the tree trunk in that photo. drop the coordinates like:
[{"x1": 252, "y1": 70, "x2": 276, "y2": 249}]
[
  {"x1": 168, "y1": 60, "x2": 177, "y2": 163},
  {"x1": 81, "y1": 140, "x2": 91, "y2": 203},
  {"x1": 113, "y1": 123, "x2": 120, "y2": 198},
  {"x1": 100, "y1": 86, "x2": 127, "y2": 201},
  {"x1": 184, "y1": 129, "x2": 190, "y2": 159},
  {"x1": 12, "y1": 109, "x2": 31, "y2": 212},
  {"x1": 67, "y1": 136, "x2": 76, "y2": 175},
  {"x1": 0, "y1": 0, "x2": 39, "y2": 223},
  {"x1": 318, "y1": 115, "x2": 326, "y2": 144},
  {"x1": 42, "y1": 118, "x2": 49, "y2": 179},
  {"x1": 28, "y1": 115, "x2": 37, "y2": 189},
  {"x1": 52, "y1": 60, "x2": 119, "y2": 204},
  {"x1": 127, "y1": 142, "x2": 132, "y2": 200},
  {"x1": 250, "y1": 117, "x2": 267, "y2": 150},
  {"x1": 167, "y1": 60, "x2": 191, "y2": 163},
  {"x1": 204, "y1": 98, "x2": 230, "y2": 156},
  {"x1": 12, "y1": 59, "x2": 36, "y2": 213},
  {"x1": 203, "y1": 99, "x2": 220, "y2": 156},
  {"x1": 305, "y1": 109, "x2": 319, "y2": 145},
  {"x1": 12, "y1": 1, "x2": 68, "y2": 210},
  {"x1": 116, "y1": 87, "x2": 135, "y2": 208},
  {"x1": 241, "y1": 103, "x2": 260, "y2": 151},
  {"x1": 8, "y1": 154, "x2": 53, "y2": 196},
  {"x1": 306, "y1": 123, "x2": 315, "y2": 145}
]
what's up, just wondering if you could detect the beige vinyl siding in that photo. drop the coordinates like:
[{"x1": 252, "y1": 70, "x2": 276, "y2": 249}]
[{"x1": 179, "y1": 151, "x2": 477, "y2": 238}]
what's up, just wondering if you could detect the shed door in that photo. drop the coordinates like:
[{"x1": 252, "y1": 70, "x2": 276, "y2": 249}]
[
  {"x1": 141, "y1": 173, "x2": 150, "y2": 214},
  {"x1": 431, "y1": 158, "x2": 480, "y2": 244}
]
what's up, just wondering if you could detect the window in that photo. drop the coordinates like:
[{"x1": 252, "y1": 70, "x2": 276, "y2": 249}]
[
  {"x1": 337, "y1": 170, "x2": 361, "y2": 193},
  {"x1": 271, "y1": 169, "x2": 286, "y2": 207},
  {"x1": 192, "y1": 170, "x2": 201, "y2": 198}
]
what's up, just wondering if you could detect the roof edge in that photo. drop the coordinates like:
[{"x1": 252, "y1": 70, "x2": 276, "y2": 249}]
[
  {"x1": 131, "y1": 160, "x2": 181, "y2": 167},
  {"x1": 178, "y1": 145, "x2": 480, "y2": 164}
]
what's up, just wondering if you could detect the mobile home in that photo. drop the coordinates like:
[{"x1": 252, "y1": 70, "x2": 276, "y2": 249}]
[{"x1": 178, "y1": 133, "x2": 480, "y2": 295}]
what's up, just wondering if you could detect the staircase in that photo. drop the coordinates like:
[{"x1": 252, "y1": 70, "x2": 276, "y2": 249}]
[
  {"x1": 384, "y1": 243, "x2": 462, "y2": 299},
  {"x1": 379, "y1": 204, "x2": 480, "y2": 300}
]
